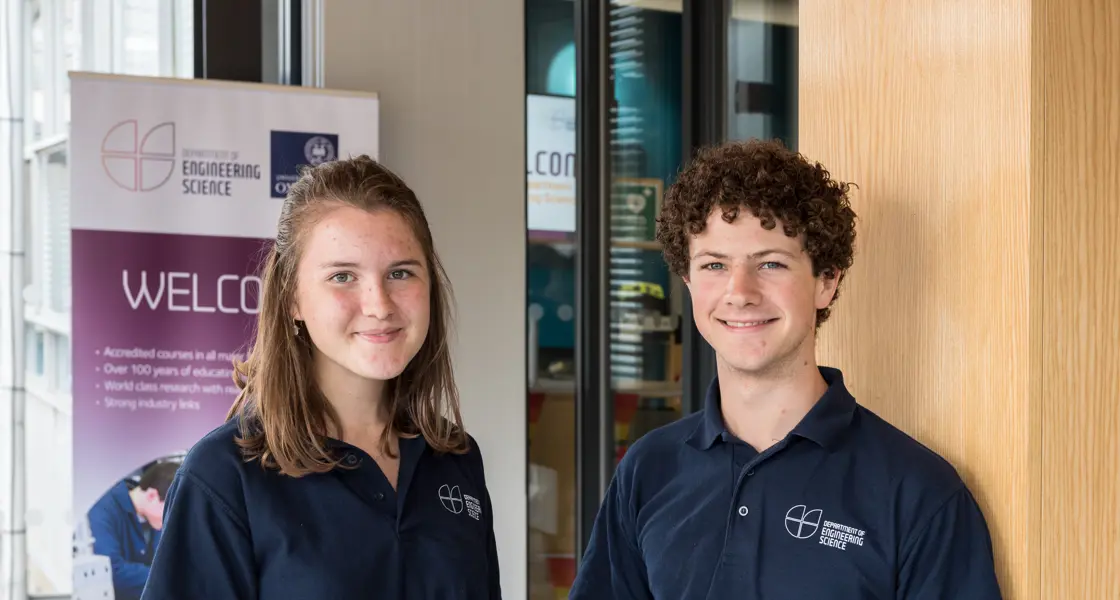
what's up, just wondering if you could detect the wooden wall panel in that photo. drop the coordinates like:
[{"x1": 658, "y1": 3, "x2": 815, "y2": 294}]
[
  {"x1": 1034, "y1": 1, "x2": 1120, "y2": 598},
  {"x1": 799, "y1": 1, "x2": 1034, "y2": 598},
  {"x1": 801, "y1": 0, "x2": 1120, "y2": 597}
]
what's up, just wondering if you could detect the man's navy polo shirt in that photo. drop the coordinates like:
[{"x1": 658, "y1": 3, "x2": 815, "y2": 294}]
[
  {"x1": 570, "y1": 367, "x2": 1002, "y2": 599},
  {"x1": 140, "y1": 418, "x2": 501, "y2": 600}
]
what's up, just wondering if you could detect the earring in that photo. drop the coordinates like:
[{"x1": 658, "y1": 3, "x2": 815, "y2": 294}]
[{"x1": 292, "y1": 320, "x2": 299, "y2": 336}]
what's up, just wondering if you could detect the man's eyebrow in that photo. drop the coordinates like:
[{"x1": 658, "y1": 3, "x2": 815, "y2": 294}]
[
  {"x1": 691, "y1": 250, "x2": 731, "y2": 260},
  {"x1": 747, "y1": 248, "x2": 798, "y2": 260},
  {"x1": 690, "y1": 248, "x2": 797, "y2": 261}
]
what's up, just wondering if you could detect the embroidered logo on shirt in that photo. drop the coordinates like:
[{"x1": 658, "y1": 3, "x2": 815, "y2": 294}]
[
  {"x1": 439, "y1": 484, "x2": 482, "y2": 521},
  {"x1": 463, "y1": 493, "x2": 482, "y2": 521},
  {"x1": 784, "y1": 505, "x2": 822, "y2": 538},
  {"x1": 439, "y1": 484, "x2": 463, "y2": 514},
  {"x1": 784, "y1": 504, "x2": 865, "y2": 551}
]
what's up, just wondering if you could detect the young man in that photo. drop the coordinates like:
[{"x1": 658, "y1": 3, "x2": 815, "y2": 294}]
[
  {"x1": 569, "y1": 140, "x2": 1002, "y2": 599},
  {"x1": 87, "y1": 461, "x2": 179, "y2": 600}
]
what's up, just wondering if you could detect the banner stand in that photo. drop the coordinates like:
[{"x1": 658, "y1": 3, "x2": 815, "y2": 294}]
[{"x1": 68, "y1": 72, "x2": 378, "y2": 600}]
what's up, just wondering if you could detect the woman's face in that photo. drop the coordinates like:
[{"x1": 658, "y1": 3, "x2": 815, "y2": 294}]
[{"x1": 291, "y1": 204, "x2": 431, "y2": 384}]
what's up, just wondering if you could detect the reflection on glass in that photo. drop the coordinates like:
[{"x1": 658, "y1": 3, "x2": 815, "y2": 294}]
[
  {"x1": 525, "y1": 1, "x2": 578, "y2": 598},
  {"x1": 524, "y1": 1, "x2": 687, "y2": 597},
  {"x1": 607, "y1": 0, "x2": 684, "y2": 467},
  {"x1": 727, "y1": 0, "x2": 798, "y2": 145}
]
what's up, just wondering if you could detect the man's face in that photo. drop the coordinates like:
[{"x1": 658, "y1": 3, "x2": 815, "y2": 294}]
[
  {"x1": 684, "y1": 208, "x2": 838, "y2": 378},
  {"x1": 139, "y1": 487, "x2": 166, "y2": 530}
]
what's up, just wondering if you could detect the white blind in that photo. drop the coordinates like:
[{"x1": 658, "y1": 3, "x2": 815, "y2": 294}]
[{"x1": 41, "y1": 147, "x2": 71, "y2": 313}]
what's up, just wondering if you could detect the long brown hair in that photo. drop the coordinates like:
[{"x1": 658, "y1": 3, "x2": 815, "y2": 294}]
[{"x1": 227, "y1": 154, "x2": 468, "y2": 477}]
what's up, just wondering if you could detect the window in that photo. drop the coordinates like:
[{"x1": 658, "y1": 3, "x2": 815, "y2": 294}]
[
  {"x1": 18, "y1": 0, "x2": 195, "y2": 594},
  {"x1": 26, "y1": 327, "x2": 46, "y2": 379},
  {"x1": 60, "y1": 0, "x2": 79, "y2": 124},
  {"x1": 26, "y1": 142, "x2": 71, "y2": 318},
  {"x1": 111, "y1": 0, "x2": 194, "y2": 76},
  {"x1": 116, "y1": 0, "x2": 160, "y2": 74},
  {"x1": 28, "y1": 0, "x2": 48, "y2": 141}
]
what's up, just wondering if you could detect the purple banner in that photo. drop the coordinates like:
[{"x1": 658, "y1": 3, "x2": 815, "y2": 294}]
[
  {"x1": 71, "y1": 228, "x2": 269, "y2": 516},
  {"x1": 66, "y1": 71, "x2": 379, "y2": 600}
]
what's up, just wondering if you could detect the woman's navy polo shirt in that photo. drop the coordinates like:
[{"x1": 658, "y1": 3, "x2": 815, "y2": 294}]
[
  {"x1": 569, "y1": 367, "x2": 1003, "y2": 599},
  {"x1": 140, "y1": 418, "x2": 501, "y2": 599}
]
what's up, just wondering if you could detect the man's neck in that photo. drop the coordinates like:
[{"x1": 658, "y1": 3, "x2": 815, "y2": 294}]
[
  {"x1": 717, "y1": 358, "x2": 829, "y2": 452},
  {"x1": 313, "y1": 351, "x2": 389, "y2": 442}
]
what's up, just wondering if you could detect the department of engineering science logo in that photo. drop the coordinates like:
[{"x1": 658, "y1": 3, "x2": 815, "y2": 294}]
[
  {"x1": 269, "y1": 130, "x2": 339, "y2": 198},
  {"x1": 101, "y1": 120, "x2": 177, "y2": 192},
  {"x1": 784, "y1": 504, "x2": 867, "y2": 552},
  {"x1": 784, "y1": 505, "x2": 822, "y2": 538},
  {"x1": 439, "y1": 484, "x2": 463, "y2": 514},
  {"x1": 438, "y1": 483, "x2": 482, "y2": 521}
]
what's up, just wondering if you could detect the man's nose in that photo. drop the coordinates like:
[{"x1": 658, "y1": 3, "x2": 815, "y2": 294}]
[{"x1": 724, "y1": 266, "x2": 762, "y2": 307}]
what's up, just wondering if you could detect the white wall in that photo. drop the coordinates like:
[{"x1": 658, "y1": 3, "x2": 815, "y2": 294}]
[{"x1": 322, "y1": 1, "x2": 527, "y2": 596}]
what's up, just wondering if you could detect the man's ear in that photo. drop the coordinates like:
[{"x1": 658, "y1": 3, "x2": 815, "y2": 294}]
[{"x1": 815, "y1": 268, "x2": 842, "y2": 309}]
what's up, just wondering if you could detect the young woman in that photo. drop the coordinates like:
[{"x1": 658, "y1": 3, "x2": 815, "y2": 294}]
[{"x1": 141, "y1": 155, "x2": 501, "y2": 599}]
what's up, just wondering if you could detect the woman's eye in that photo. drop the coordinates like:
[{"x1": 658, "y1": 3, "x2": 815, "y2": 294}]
[
  {"x1": 330, "y1": 272, "x2": 354, "y2": 284},
  {"x1": 389, "y1": 269, "x2": 413, "y2": 280}
]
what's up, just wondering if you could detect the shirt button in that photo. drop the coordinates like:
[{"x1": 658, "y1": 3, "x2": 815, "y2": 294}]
[
  {"x1": 344, "y1": 454, "x2": 359, "y2": 466},
  {"x1": 746, "y1": 469, "x2": 755, "y2": 476},
  {"x1": 738, "y1": 505, "x2": 749, "y2": 516},
  {"x1": 373, "y1": 492, "x2": 385, "y2": 501}
]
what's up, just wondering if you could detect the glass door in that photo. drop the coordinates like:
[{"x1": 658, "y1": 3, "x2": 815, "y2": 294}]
[
  {"x1": 727, "y1": 0, "x2": 798, "y2": 145},
  {"x1": 605, "y1": 0, "x2": 686, "y2": 466},
  {"x1": 523, "y1": 2, "x2": 799, "y2": 598},
  {"x1": 525, "y1": 1, "x2": 579, "y2": 598}
]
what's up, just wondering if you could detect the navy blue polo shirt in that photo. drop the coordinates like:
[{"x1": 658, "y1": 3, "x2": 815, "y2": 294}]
[
  {"x1": 570, "y1": 367, "x2": 1002, "y2": 599},
  {"x1": 140, "y1": 418, "x2": 501, "y2": 599}
]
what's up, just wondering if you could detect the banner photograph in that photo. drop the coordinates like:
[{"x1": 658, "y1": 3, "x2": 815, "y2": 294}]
[{"x1": 67, "y1": 72, "x2": 379, "y2": 600}]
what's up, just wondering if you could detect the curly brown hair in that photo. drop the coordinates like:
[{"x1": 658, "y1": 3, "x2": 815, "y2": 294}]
[{"x1": 655, "y1": 139, "x2": 857, "y2": 327}]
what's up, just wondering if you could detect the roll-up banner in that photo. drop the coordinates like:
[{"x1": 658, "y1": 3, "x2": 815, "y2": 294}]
[{"x1": 67, "y1": 72, "x2": 378, "y2": 600}]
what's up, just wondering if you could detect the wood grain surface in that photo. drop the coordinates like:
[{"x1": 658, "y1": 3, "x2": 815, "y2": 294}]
[
  {"x1": 1034, "y1": 1, "x2": 1120, "y2": 598},
  {"x1": 800, "y1": 0, "x2": 1118, "y2": 597}
]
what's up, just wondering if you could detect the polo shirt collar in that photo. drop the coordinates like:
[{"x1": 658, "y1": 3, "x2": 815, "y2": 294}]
[
  {"x1": 686, "y1": 366, "x2": 857, "y2": 451},
  {"x1": 687, "y1": 377, "x2": 729, "y2": 450}
]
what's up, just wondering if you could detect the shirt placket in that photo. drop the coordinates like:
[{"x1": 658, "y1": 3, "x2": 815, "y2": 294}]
[{"x1": 708, "y1": 438, "x2": 790, "y2": 599}]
